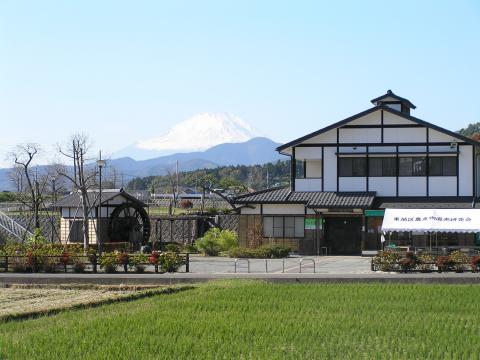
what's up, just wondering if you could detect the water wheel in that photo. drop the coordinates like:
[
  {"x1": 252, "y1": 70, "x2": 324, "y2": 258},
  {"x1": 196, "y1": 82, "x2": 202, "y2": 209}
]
[{"x1": 107, "y1": 203, "x2": 151, "y2": 246}]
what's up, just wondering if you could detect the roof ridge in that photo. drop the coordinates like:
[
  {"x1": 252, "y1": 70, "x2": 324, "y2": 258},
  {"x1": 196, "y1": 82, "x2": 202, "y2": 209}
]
[{"x1": 234, "y1": 186, "x2": 288, "y2": 200}]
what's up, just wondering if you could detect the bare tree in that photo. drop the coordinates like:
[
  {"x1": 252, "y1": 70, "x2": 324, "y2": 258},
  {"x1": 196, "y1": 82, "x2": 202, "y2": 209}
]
[
  {"x1": 58, "y1": 134, "x2": 98, "y2": 250},
  {"x1": 165, "y1": 167, "x2": 179, "y2": 213},
  {"x1": 8, "y1": 165, "x2": 24, "y2": 193},
  {"x1": 8, "y1": 143, "x2": 42, "y2": 229},
  {"x1": 105, "y1": 165, "x2": 119, "y2": 189}
]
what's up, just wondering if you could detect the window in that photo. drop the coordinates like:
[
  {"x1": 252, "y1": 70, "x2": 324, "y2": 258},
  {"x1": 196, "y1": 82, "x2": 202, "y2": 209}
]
[
  {"x1": 263, "y1": 216, "x2": 304, "y2": 238},
  {"x1": 385, "y1": 103, "x2": 401, "y2": 111},
  {"x1": 429, "y1": 157, "x2": 457, "y2": 176},
  {"x1": 399, "y1": 157, "x2": 426, "y2": 176},
  {"x1": 338, "y1": 157, "x2": 367, "y2": 177},
  {"x1": 68, "y1": 220, "x2": 83, "y2": 243},
  {"x1": 369, "y1": 157, "x2": 396, "y2": 177}
]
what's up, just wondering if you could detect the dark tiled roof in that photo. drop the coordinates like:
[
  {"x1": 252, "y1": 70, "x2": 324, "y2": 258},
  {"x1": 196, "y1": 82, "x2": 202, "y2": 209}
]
[
  {"x1": 375, "y1": 197, "x2": 480, "y2": 209},
  {"x1": 289, "y1": 191, "x2": 376, "y2": 208},
  {"x1": 234, "y1": 188, "x2": 376, "y2": 209},
  {"x1": 234, "y1": 187, "x2": 291, "y2": 203},
  {"x1": 56, "y1": 189, "x2": 147, "y2": 208},
  {"x1": 370, "y1": 89, "x2": 416, "y2": 109}
]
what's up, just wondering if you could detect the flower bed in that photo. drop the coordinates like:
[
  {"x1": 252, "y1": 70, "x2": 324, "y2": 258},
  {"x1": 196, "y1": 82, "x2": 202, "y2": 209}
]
[
  {"x1": 372, "y1": 250, "x2": 478, "y2": 273},
  {"x1": 0, "y1": 243, "x2": 187, "y2": 274}
]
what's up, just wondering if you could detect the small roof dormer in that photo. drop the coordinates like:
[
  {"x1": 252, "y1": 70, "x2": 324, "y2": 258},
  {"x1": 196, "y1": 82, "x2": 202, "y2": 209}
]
[{"x1": 370, "y1": 89, "x2": 416, "y2": 115}]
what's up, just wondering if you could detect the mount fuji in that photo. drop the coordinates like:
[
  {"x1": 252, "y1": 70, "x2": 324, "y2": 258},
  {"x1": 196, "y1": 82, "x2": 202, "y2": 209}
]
[{"x1": 114, "y1": 113, "x2": 265, "y2": 160}]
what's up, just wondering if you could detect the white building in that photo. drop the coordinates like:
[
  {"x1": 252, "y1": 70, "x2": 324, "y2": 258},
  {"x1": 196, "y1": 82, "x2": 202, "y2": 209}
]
[{"x1": 234, "y1": 90, "x2": 480, "y2": 255}]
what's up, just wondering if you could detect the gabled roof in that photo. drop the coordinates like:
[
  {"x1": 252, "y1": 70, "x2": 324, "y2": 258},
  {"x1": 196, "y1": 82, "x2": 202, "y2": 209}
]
[
  {"x1": 56, "y1": 189, "x2": 147, "y2": 208},
  {"x1": 234, "y1": 187, "x2": 376, "y2": 209},
  {"x1": 276, "y1": 105, "x2": 480, "y2": 152},
  {"x1": 289, "y1": 191, "x2": 376, "y2": 208},
  {"x1": 370, "y1": 89, "x2": 416, "y2": 109},
  {"x1": 234, "y1": 187, "x2": 292, "y2": 203}
]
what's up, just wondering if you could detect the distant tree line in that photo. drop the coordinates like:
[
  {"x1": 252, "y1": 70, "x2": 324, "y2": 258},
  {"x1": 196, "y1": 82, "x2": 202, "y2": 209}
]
[
  {"x1": 458, "y1": 122, "x2": 480, "y2": 139},
  {"x1": 125, "y1": 160, "x2": 292, "y2": 193}
]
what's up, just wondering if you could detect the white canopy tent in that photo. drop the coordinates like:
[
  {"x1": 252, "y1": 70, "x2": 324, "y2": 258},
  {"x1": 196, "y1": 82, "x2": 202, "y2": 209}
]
[{"x1": 382, "y1": 209, "x2": 480, "y2": 233}]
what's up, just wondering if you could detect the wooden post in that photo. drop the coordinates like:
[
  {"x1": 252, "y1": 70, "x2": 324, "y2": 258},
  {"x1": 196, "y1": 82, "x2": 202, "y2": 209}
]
[
  {"x1": 92, "y1": 253, "x2": 97, "y2": 273},
  {"x1": 185, "y1": 253, "x2": 190, "y2": 273}
]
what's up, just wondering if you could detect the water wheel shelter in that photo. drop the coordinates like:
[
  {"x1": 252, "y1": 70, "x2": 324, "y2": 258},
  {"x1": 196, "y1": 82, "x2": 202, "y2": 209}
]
[{"x1": 56, "y1": 188, "x2": 150, "y2": 249}]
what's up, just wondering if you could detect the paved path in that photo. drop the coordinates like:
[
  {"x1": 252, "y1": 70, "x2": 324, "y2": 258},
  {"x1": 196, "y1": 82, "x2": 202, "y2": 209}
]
[{"x1": 188, "y1": 255, "x2": 372, "y2": 274}]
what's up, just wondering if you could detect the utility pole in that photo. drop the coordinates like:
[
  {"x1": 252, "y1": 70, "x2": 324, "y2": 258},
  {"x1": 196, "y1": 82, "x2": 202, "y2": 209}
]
[
  {"x1": 176, "y1": 160, "x2": 179, "y2": 195},
  {"x1": 266, "y1": 169, "x2": 269, "y2": 189}
]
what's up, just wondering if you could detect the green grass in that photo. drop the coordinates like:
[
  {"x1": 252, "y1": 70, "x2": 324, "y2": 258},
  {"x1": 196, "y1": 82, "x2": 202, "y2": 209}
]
[{"x1": 1, "y1": 281, "x2": 480, "y2": 359}]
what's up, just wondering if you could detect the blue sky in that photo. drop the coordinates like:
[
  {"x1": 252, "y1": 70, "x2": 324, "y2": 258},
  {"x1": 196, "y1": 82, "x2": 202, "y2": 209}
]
[{"x1": 0, "y1": 0, "x2": 479, "y2": 166}]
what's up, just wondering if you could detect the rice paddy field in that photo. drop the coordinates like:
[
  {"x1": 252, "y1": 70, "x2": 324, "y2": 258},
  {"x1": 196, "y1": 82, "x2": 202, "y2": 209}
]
[{"x1": 1, "y1": 281, "x2": 480, "y2": 359}]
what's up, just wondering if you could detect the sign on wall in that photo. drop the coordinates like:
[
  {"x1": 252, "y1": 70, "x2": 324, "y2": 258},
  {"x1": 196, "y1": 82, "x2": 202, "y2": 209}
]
[
  {"x1": 382, "y1": 209, "x2": 480, "y2": 233},
  {"x1": 304, "y1": 218, "x2": 317, "y2": 230}
]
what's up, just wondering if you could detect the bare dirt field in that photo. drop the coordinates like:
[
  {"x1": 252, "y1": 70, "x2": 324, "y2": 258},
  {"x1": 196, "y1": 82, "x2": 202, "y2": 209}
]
[{"x1": 0, "y1": 284, "x2": 185, "y2": 321}]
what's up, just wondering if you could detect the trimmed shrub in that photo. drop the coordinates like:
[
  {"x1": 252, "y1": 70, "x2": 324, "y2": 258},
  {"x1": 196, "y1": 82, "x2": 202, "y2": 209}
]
[
  {"x1": 159, "y1": 252, "x2": 184, "y2": 272},
  {"x1": 449, "y1": 251, "x2": 469, "y2": 272},
  {"x1": 436, "y1": 256, "x2": 452, "y2": 273},
  {"x1": 182, "y1": 243, "x2": 198, "y2": 253},
  {"x1": 417, "y1": 254, "x2": 434, "y2": 272},
  {"x1": 195, "y1": 228, "x2": 238, "y2": 256},
  {"x1": 99, "y1": 253, "x2": 119, "y2": 273},
  {"x1": 129, "y1": 253, "x2": 148, "y2": 273},
  {"x1": 228, "y1": 245, "x2": 291, "y2": 259},
  {"x1": 165, "y1": 244, "x2": 180, "y2": 253},
  {"x1": 72, "y1": 260, "x2": 86, "y2": 273},
  {"x1": 470, "y1": 256, "x2": 480, "y2": 272},
  {"x1": 372, "y1": 251, "x2": 401, "y2": 272}
]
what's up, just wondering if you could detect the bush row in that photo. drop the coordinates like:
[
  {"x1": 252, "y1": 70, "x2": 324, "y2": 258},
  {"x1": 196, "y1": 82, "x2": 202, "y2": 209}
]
[
  {"x1": 4, "y1": 251, "x2": 185, "y2": 274},
  {"x1": 372, "y1": 250, "x2": 480, "y2": 273},
  {"x1": 228, "y1": 245, "x2": 291, "y2": 259}
]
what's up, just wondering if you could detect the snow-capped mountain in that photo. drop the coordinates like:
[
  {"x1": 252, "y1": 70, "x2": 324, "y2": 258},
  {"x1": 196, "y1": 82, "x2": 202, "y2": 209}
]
[{"x1": 115, "y1": 113, "x2": 264, "y2": 160}]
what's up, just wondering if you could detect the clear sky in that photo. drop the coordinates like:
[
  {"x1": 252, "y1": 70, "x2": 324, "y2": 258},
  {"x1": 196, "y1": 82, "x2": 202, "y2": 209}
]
[{"x1": 1, "y1": 0, "x2": 479, "y2": 167}]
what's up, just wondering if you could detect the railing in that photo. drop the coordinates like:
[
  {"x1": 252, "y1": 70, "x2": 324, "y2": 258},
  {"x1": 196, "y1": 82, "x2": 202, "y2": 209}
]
[
  {"x1": 0, "y1": 210, "x2": 33, "y2": 241},
  {"x1": 233, "y1": 258, "x2": 316, "y2": 274}
]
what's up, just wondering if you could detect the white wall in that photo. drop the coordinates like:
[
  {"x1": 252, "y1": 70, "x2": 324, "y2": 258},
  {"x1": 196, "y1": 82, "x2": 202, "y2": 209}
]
[
  {"x1": 295, "y1": 178, "x2": 322, "y2": 191},
  {"x1": 339, "y1": 177, "x2": 366, "y2": 191},
  {"x1": 296, "y1": 147, "x2": 322, "y2": 160},
  {"x1": 339, "y1": 128, "x2": 381, "y2": 143},
  {"x1": 240, "y1": 205, "x2": 261, "y2": 215},
  {"x1": 384, "y1": 128, "x2": 427, "y2": 143},
  {"x1": 383, "y1": 112, "x2": 415, "y2": 125},
  {"x1": 323, "y1": 147, "x2": 337, "y2": 191},
  {"x1": 459, "y1": 145, "x2": 473, "y2": 196},
  {"x1": 429, "y1": 177, "x2": 457, "y2": 196},
  {"x1": 398, "y1": 177, "x2": 427, "y2": 196},
  {"x1": 304, "y1": 129, "x2": 337, "y2": 144},
  {"x1": 348, "y1": 111, "x2": 381, "y2": 125},
  {"x1": 429, "y1": 129, "x2": 459, "y2": 143},
  {"x1": 369, "y1": 178, "x2": 396, "y2": 196},
  {"x1": 263, "y1": 204, "x2": 305, "y2": 215}
]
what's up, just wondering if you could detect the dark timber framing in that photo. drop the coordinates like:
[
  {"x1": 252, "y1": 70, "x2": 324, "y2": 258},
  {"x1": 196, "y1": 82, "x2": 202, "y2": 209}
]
[
  {"x1": 321, "y1": 146, "x2": 324, "y2": 191},
  {"x1": 276, "y1": 105, "x2": 479, "y2": 153},
  {"x1": 291, "y1": 147, "x2": 296, "y2": 191},
  {"x1": 336, "y1": 128, "x2": 339, "y2": 192},
  {"x1": 426, "y1": 128, "x2": 430, "y2": 197},
  {"x1": 366, "y1": 146, "x2": 369, "y2": 192},
  {"x1": 396, "y1": 145, "x2": 399, "y2": 197},
  {"x1": 457, "y1": 145, "x2": 460, "y2": 196},
  {"x1": 380, "y1": 110, "x2": 384, "y2": 143}
]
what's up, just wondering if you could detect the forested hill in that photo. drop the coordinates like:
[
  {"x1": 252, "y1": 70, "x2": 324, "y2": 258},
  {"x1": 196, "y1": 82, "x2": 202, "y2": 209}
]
[
  {"x1": 458, "y1": 122, "x2": 480, "y2": 138},
  {"x1": 126, "y1": 160, "x2": 291, "y2": 192}
]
